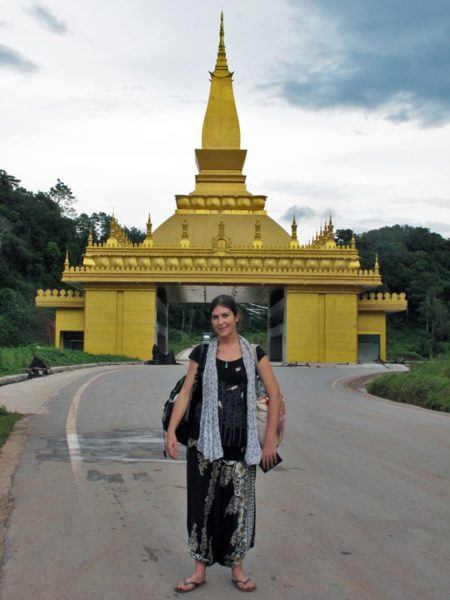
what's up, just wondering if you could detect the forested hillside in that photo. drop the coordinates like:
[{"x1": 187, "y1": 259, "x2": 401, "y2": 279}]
[
  {"x1": 335, "y1": 227, "x2": 450, "y2": 357},
  {"x1": 0, "y1": 170, "x2": 144, "y2": 345},
  {"x1": 0, "y1": 169, "x2": 449, "y2": 358}
]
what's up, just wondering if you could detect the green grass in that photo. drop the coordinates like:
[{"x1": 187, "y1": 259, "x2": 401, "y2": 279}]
[
  {"x1": 367, "y1": 354, "x2": 450, "y2": 412},
  {"x1": 0, "y1": 345, "x2": 139, "y2": 377},
  {"x1": 0, "y1": 405, "x2": 22, "y2": 448}
]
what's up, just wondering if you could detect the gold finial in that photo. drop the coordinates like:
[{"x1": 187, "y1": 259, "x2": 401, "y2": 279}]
[
  {"x1": 351, "y1": 233, "x2": 356, "y2": 248},
  {"x1": 219, "y1": 12, "x2": 225, "y2": 49},
  {"x1": 327, "y1": 214, "x2": 334, "y2": 237},
  {"x1": 215, "y1": 11, "x2": 228, "y2": 70},
  {"x1": 374, "y1": 253, "x2": 379, "y2": 271},
  {"x1": 146, "y1": 213, "x2": 152, "y2": 236},
  {"x1": 142, "y1": 213, "x2": 154, "y2": 247},
  {"x1": 290, "y1": 213, "x2": 299, "y2": 249},
  {"x1": 64, "y1": 249, "x2": 69, "y2": 268},
  {"x1": 88, "y1": 230, "x2": 93, "y2": 245},
  {"x1": 291, "y1": 214, "x2": 298, "y2": 238}
]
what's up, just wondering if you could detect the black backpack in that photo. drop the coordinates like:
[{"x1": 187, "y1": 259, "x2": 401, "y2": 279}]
[{"x1": 162, "y1": 343, "x2": 209, "y2": 454}]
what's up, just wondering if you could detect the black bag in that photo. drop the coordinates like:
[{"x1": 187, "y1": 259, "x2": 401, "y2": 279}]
[{"x1": 162, "y1": 343, "x2": 209, "y2": 452}]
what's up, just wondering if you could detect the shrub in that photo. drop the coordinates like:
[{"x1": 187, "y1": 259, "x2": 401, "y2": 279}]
[{"x1": 368, "y1": 355, "x2": 450, "y2": 412}]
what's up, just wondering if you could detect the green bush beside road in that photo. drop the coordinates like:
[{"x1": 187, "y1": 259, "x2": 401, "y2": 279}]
[
  {"x1": 0, "y1": 345, "x2": 139, "y2": 377},
  {"x1": 367, "y1": 355, "x2": 450, "y2": 412},
  {"x1": 0, "y1": 405, "x2": 22, "y2": 448}
]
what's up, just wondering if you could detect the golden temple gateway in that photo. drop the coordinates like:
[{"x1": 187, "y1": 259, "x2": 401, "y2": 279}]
[{"x1": 36, "y1": 14, "x2": 406, "y2": 363}]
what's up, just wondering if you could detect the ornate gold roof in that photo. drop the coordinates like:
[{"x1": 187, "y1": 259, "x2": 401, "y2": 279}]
[{"x1": 47, "y1": 14, "x2": 398, "y2": 300}]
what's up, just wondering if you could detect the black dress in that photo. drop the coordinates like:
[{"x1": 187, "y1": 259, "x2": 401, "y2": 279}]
[{"x1": 186, "y1": 343, "x2": 266, "y2": 567}]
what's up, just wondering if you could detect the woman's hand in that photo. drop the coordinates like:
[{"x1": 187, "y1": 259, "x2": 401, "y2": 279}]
[
  {"x1": 261, "y1": 436, "x2": 278, "y2": 470},
  {"x1": 166, "y1": 431, "x2": 179, "y2": 460}
]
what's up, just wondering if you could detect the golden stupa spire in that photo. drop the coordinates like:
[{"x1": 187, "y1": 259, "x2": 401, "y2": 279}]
[
  {"x1": 201, "y1": 12, "x2": 240, "y2": 150},
  {"x1": 215, "y1": 11, "x2": 228, "y2": 71},
  {"x1": 187, "y1": 13, "x2": 254, "y2": 200}
]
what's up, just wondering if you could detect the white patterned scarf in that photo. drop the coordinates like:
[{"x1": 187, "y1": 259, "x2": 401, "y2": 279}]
[{"x1": 197, "y1": 335, "x2": 262, "y2": 466}]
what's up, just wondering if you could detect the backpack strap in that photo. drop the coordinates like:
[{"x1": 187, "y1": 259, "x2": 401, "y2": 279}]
[{"x1": 197, "y1": 342, "x2": 209, "y2": 377}]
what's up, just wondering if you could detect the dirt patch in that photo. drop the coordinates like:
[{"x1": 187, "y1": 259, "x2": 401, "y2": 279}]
[{"x1": 342, "y1": 372, "x2": 387, "y2": 393}]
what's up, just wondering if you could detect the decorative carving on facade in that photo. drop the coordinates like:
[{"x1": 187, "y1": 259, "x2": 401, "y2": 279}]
[
  {"x1": 175, "y1": 194, "x2": 267, "y2": 212},
  {"x1": 36, "y1": 288, "x2": 84, "y2": 308},
  {"x1": 359, "y1": 292, "x2": 407, "y2": 312}
]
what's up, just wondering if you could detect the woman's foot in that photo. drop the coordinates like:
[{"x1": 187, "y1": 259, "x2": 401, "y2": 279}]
[
  {"x1": 175, "y1": 562, "x2": 206, "y2": 594},
  {"x1": 232, "y1": 577, "x2": 257, "y2": 592},
  {"x1": 231, "y1": 564, "x2": 257, "y2": 592},
  {"x1": 174, "y1": 577, "x2": 206, "y2": 593}
]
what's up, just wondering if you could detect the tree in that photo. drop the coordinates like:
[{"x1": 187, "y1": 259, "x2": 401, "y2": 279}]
[
  {"x1": 334, "y1": 228, "x2": 354, "y2": 246},
  {"x1": 124, "y1": 226, "x2": 146, "y2": 244},
  {"x1": 48, "y1": 179, "x2": 77, "y2": 218}
]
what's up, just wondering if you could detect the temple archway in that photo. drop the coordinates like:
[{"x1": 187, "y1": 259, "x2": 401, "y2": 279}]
[
  {"x1": 36, "y1": 14, "x2": 406, "y2": 363},
  {"x1": 155, "y1": 284, "x2": 285, "y2": 361}
]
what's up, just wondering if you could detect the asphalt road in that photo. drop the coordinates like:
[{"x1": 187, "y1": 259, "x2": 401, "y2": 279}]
[{"x1": 0, "y1": 363, "x2": 449, "y2": 600}]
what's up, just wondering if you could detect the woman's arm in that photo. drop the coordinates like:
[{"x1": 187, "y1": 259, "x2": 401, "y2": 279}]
[
  {"x1": 256, "y1": 355, "x2": 282, "y2": 469},
  {"x1": 166, "y1": 359, "x2": 199, "y2": 459}
]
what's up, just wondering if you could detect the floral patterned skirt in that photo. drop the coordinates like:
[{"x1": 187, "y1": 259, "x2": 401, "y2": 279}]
[{"x1": 186, "y1": 439, "x2": 256, "y2": 567}]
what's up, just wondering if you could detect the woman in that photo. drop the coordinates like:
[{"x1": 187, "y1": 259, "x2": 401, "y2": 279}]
[{"x1": 166, "y1": 295, "x2": 282, "y2": 593}]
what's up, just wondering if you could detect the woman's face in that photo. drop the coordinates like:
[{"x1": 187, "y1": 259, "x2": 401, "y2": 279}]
[{"x1": 211, "y1": 304, "x2": 238, "y2": 338}]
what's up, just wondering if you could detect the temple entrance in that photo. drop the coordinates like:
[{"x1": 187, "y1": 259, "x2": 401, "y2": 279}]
[
  {"x1": 61, "y1": 331, "x2": 84, "y2": 350},
  {"x1": 155, "y1": 285, "x2": 286, "y2": 361},
  {"x1": 358, "y1": 334, "x2": 381, "y2": 363}
]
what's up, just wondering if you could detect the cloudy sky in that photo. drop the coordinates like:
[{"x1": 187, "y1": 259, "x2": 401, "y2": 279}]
[{"x1": 1, "y1": 0, "x2": 449, "y2": 243}]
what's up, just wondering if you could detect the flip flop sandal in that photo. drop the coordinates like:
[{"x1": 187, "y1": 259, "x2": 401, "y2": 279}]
[
  {"x1": 174, "y1": 579, "x2": 206, "y2": 594},
  {"x1": 232, "y1": 578, "x2": 257, "y2": 593}
]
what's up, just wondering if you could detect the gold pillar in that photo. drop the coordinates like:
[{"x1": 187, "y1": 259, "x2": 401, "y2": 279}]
[
  {"x1": 286, "y1": 287, "x2": 358, "y2": 363},
  {"x1": 84, "y1": 286, "x2": 156, "y2": 360}
]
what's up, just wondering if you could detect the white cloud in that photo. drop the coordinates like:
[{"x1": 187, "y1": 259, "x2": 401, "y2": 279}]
[{"x1": 0, "y1": 0, "x2": 449, "y2": 246}]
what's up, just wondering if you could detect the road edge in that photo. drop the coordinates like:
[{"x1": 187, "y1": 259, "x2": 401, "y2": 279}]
[
  {"x1": 0, "y1": 361, "x2": 143, "y2": 388},
  {"x1": 0, "y1": 416, "x2": 32, "y2": 583}
]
